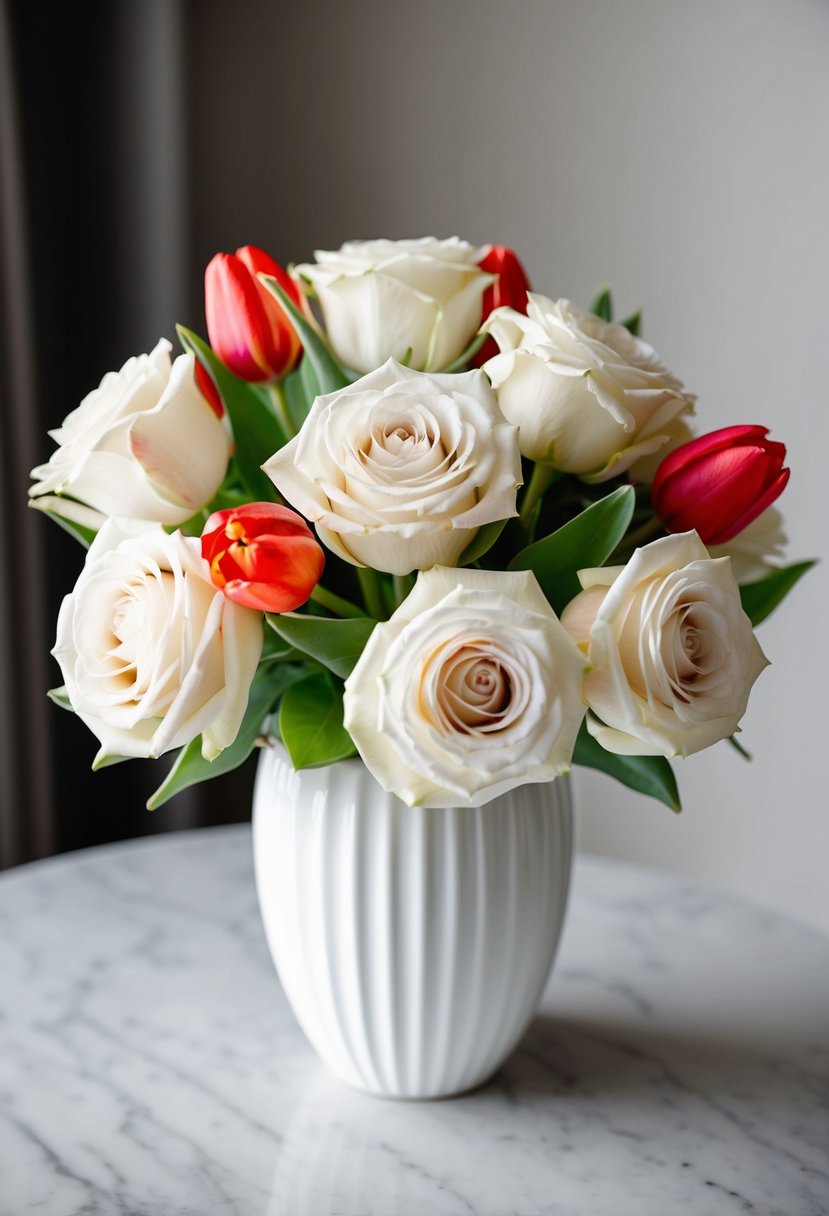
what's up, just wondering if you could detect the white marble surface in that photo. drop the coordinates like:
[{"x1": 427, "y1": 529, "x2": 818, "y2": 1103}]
[{"x1": 1, "y1": 825, "x2": 827, "y2": 1216}]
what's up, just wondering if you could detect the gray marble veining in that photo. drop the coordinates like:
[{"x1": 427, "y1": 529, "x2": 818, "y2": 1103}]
[{"x1": 0, "y1": 824, "x2": 827, "y2": 1215}]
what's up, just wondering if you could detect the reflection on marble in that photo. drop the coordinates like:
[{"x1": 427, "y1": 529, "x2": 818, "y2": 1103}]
[{"x1": 0, "y1": 824, "x2": 827, "y2": 1216}]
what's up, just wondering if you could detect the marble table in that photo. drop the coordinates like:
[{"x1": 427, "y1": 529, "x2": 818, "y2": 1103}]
[{"x1": 1, "y1": 825, "x2": 827, "y2": 1216}]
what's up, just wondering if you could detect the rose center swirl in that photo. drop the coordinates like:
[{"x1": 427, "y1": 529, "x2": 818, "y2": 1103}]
[{"x1": 435, "y1": 645, "x2": 513, "y2": 733}]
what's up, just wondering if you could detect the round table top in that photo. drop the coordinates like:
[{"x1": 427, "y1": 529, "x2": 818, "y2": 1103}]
[{"x1": 1, "y1": 824, "x2": 827, "y2": 1216}]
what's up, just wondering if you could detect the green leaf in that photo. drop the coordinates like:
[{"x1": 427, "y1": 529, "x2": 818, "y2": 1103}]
[
  {"x1": 279, "y1": 671, "x2": 356, "y2": 769},
  {"x1": 739, "y1": 560, "x2": 816, "y2": 627},
  {"x1": 298, "y1": 346, "x2": 324, "y2": 409},
  {"x1": 457, "y1": 518, "x2": 509, "y2": 566},
  {"x1": 508, "y1": 485, "x2": 635, "y2": 614},
  {"x1": 620, "y1": 309, "x2": 642, "y2": 336},
  {"x1": 589, "y1": 286, "x2": 613, "y2": 322},
  {"x1": 47, "y1": 685, "x2": 73, "y2": 711},
  {"x1": 35, "y1": 507, "x2": 97, "y2": 548},
  {"x1": 266, "y1": 613, "x2": 377, "y2": 679},
  {"x1": 147, "y1": 661, "x2": 306, "y2": 810},
  {"x1": 176, "y1": 325, "x2": 285, "y2": 500},
  {"x1": 260, "y1": 277, "x2": 352, "y2": 395},
  {"x1": 282, "y1": 363, "x2": 314, "y2": 432},
  {"x1": 573, "y1": 721, "x2": 681, "y2": 812}
]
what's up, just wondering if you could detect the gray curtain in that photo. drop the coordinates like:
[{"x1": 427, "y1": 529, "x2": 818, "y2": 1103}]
[
  {"x1": 0, "y1": 0, "x2": 55, "y2": 866},
  {"x1": 0, "y1": 0, "x2": 257, "y2": 869}
]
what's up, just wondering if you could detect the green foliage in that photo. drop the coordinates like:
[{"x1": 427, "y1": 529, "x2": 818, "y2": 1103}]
[
  {"x1": 36, "y1": 508, "x2": 97, "y2": 549},
  {"x1": 508, "y1": 485, "x2": 635, "y2": 614},
  {"x1": 458, "y1": 518, "x2": 509, "y2": 566},
  {"x1": 47, "y1": 686, "x2": 73, "y2": 710},
  {"x1": 279, "y1": 671, "x2": 356, "y2": 769},
  {"x1": 739, "y1": 560, "x2": 816, "y2": 626},
  {"x1": 146, "y1": 661, "x2": 305, "y2": 809},
  {"x1": 266, "y1": 613, "x2": 377, "y2": 679},
  {"x1": 573, "y1": 722, "x2": 681, "y2": 812},
  {"x1": 260, "y1": 277, "x2": 352, "y2": 396},
  {"x1": 589, "y1": 286, "x2": 613, "y2": 322}
]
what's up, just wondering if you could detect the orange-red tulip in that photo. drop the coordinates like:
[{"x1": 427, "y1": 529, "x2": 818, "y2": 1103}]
[
  {"x1": 205, "y1": 245, "x2": 303, "y2": 383},
  {"x1": 201, "y1": 503, "x2": 324, "y2": 612}
]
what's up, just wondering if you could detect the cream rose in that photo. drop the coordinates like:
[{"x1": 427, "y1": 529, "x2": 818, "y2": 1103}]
[
  {"x1": 343, "y1": 567, "x2": 587, "y2": 808},
  {"x1": 482, "y1": 295, "x2": 695, "y2": 482},
  {"x1": 29, "y1": 339, "x2": 231, "y2": 529},
  {"x1": 293, "y1": 236, "x2": 495, "y2": 373},
  {"x1": 52, "y1": 518, "x2": 263, "y2": 765},
  {"x1": 263, "y1": 359, "x2": 521, "y2": 576},
  {"x1": 560, "y1": 532, "x2": 769, "y2": 757},
  {"x1": 708, "y1": 506, "x2": 788, "y2": 583}
]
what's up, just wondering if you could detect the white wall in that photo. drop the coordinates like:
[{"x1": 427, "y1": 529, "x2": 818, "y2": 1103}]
[{"x1": 193, "y1": 0, "x2": 829, "y2": 931}]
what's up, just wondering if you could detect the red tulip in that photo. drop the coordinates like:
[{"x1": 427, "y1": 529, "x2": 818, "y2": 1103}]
[
  {"x1": 472, "y1": 244, "x2": 532, "y2": 367},
  {"x1": 205, "y1": 245, "x2": 303, "y2": 383},
  {"x1": 193, "y1": 359, "x2": 224, "y2": 418},
  {"x1": 201, "y1": 503, "x2": 324, "y2": 612},
  {"x1": 651, "y1": 425, "x2": 790, "y2": 545}
]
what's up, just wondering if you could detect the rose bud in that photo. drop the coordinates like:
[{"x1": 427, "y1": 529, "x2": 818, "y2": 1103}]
[
  {"x1": 472, "y1": 244, "x2": 532, "y2": 367},
  {"x1": 201, "y1": 503, "x2": 324, "y2": 613},
  {"x1": 205, "y1": 245, "x2": 303, "y2": 383},
  {"x1": 650, "y1": 424, "x2": 790, "y2": 545}
]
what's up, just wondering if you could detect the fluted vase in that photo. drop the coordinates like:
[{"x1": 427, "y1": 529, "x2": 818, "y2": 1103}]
[{"x1": 251, "y1": 743, "x2": 573, "y2": 1100}]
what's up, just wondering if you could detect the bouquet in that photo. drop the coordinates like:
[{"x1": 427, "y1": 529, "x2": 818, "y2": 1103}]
[{"x1": 29, "y1": 236, "x2": 813, "y2": 813}]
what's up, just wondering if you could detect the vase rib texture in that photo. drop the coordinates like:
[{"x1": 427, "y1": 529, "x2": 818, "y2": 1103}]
[{"x1": 252, "y1": 747, "x2": 573, "y2": 1099}]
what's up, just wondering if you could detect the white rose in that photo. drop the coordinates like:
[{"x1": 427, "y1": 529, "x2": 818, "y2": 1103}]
[
  {"x1": 293, "y1": 236, "x2": 495, "y2": 373},
  {"x1": 560, "y1": 532, "x2": 769, "y2": 757},
  {"x1": 29, "y1": 339, "x2": 231, "y2": 529},
  {"x1": 482, "y1": 295, "x2": 695, "y2": 482},
  {"x1": 52, "y1": 518, "x2": 263, "y2": 765},
  {"x1": 708, "y1": 506, "x2": 788, "y2": 583},
  {"x1": 263, "y1": 359, "x2": 521, "y2": 576},
  {"x1": 343, "y1": 566, "x2": 587, "y2": 808}
]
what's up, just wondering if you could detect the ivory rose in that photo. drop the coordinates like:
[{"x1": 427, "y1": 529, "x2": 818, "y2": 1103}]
[
  {"x1": 708, "y1": 506, "x2": 788, "y2": 583},
  {"x1": 263, "y1": 359, "x2": 521, "y2": 576},
  {"x1": 293, "y1": 236, "x2": 495, "y2": 373},
  {"x1": 29, "y1": 339, "x2": 232, "y2": 530},
  {"x1": 342, "y1": 567, "x2": 587, "y2": 808},
  {"x1": 52, "y1": 518, "x2": 263, "y2": 765},
  {"x1": 560, "y1": 532, "x2": 769, "y2": 757},
  {"x1": 482, "y1": 295, "x2": 695, "y2": 482}
]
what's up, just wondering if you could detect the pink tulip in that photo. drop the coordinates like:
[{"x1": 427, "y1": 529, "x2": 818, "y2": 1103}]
[
  {"x1": 651, "y1": 425, "x2": 789, "y2": 544},
  {"x1": 201, "y1": 503, "x2": 324, "y2": 613}
]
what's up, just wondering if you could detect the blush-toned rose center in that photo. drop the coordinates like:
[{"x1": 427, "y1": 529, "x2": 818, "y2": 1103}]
[{"x1": 437, "y1": 646, "x2": 512, "y2": 732}]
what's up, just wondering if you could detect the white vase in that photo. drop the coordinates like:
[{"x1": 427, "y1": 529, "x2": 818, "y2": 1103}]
[{"x1": 251, "y1": 744, "x2": 573, "y2": 1100}]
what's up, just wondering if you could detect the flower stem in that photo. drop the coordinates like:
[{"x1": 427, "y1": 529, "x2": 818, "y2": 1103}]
[
  {"x1": 266, "y1": 381, "x2": 296, "y2": 440},
  {"x1": 392, "y1": 572, "x2": 415, "y2": 608},
  {"x1": 518, "y1": 463, "x2": 555, "y2": 538},
  {"x1": 309, "y1": 582, "x2": 367, "y2": 618},
  {"x1": 610, "y1": 513, "x2": 664, "y2": 562},
  {"x1": 357, "y1": 567, "x2": 387, "y2": 620}
]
